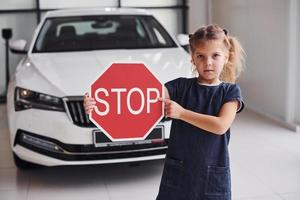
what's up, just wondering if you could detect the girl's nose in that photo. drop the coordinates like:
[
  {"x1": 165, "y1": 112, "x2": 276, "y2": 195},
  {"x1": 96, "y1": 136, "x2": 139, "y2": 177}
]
[{"x1": 205, "y1": 58, "x2": 213, "y2": 66}]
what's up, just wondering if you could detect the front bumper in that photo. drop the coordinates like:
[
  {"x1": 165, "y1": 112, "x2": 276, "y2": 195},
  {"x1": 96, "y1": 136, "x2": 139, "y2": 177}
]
[{"x1": 13, "y1": 129, "x2": 168, "y2": 166}]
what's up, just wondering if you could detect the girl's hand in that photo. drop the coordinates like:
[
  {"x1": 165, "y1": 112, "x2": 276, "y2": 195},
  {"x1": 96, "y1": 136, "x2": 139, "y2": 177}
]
[
  {"x1": 158, "y1": 98, "x2": 185, "y2": 119},
  {"x1": 83, "y1": 93, "x2": 96, "y2": 114}
]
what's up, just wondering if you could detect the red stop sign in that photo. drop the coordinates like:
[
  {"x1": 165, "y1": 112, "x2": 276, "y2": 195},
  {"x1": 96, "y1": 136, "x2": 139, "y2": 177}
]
[{"x1": 89, "y1": 63, "x2": 163, "y2": 141}]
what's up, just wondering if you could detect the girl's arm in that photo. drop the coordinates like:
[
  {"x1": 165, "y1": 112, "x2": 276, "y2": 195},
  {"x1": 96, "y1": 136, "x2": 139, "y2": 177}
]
[
  {"x1": 159, "y1": 97, "x2": 239, "y2": 135},
  {"x1": 164, "y1": 86, "x2": 170, "y2": 99}
]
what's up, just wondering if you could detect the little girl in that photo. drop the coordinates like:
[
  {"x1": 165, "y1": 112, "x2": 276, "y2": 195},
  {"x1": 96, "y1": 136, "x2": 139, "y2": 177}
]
[
  {"x1": 156, "y1": 25, "x2": 245, "y2": 200},
  {"x1": 84, "y1": 24, "x2": 245, "y2": 200}
]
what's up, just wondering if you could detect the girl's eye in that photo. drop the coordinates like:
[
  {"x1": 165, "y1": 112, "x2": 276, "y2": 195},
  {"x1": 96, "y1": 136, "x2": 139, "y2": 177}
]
[
  {"x1": 197, "y1": 55, "x2": 204, "y2": 59},
  {"x1": 213, "y1": 54, "x2": 220, "y2": 58}
]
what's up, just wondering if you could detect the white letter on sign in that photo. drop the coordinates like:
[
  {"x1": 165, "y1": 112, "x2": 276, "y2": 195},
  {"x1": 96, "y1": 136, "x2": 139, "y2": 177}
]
[
  {"x1": 147, "y1": 88, "x2": 160, "y2": 113},
  {"x1": 111, "y1": 88, "x2": 127, "y2": 114},
  {"x1": 127, "y1": 87, "x2": 144, "y2": 115},
  {"x1": 94, "y1": 88, "x2": 109, "y2": 116}
]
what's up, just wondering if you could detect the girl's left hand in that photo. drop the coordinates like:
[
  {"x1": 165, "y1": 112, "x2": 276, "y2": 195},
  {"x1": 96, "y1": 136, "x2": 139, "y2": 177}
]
[{"x1": 158, "y1": 98, "x2": 185, "y2": 119}]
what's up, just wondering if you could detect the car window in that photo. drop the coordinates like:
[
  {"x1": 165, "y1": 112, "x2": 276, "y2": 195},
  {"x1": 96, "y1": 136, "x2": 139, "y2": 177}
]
[
  {"x1": 153, "y1": 28, "x2": 167, "y2": 45},
  {"x1": 56, "y1": 21, "x2": 119, "y2": 36},
  {"x1": 33, "y1": 15, "x2": 177, "y2": 52}
]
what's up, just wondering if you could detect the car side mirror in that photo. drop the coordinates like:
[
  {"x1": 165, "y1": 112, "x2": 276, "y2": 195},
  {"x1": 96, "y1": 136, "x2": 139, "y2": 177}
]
[
  {"x1": 176, "y1": 34, "x2": 189, "y2": 46},
  {"x1": 9, "y1": 39, "x2": 28, "y2": 54}
]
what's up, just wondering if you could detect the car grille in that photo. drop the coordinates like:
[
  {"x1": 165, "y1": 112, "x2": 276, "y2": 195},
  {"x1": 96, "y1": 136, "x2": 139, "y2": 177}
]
[
  {"x1": 64, "y1": 96, "x2": 171, "y2": 127},
  {"x1": 64, "y1": 97, "x2": 95, "y2": 127}
]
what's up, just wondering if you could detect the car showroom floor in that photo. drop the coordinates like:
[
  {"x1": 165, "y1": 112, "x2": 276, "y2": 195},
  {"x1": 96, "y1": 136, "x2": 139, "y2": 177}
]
[{"x1": 1, "y1": 104, "x2": 300, "y2": 200}]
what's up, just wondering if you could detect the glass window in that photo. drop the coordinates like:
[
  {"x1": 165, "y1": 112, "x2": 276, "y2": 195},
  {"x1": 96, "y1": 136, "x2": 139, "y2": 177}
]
[
  {"x1": 33, "y1": 15, "x2": 177, "y2": 53},
  {"x1": 149, "y1": 9, "x2": 184, "y2": 36},
  {"x1": 0, "y1": 13, "x2": 36, "y2": 94},
  {"x1": 39, "y1": 0, "x2": 118, "y2": 9},
  {"x1": 153, "y1": 28, "x2": 167, "y2": 45},
  {"x1": 0, "y1": 0, "x2": 36, "y2": 9},
  {"x1": 121, "y1": 0, "x2": 183, "y2": 7}
]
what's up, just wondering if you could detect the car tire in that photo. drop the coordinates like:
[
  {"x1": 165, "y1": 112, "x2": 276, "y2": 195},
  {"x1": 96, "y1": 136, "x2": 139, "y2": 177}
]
[{"x1": 13, "y1": 153, "x2": 41, "y2": 170}]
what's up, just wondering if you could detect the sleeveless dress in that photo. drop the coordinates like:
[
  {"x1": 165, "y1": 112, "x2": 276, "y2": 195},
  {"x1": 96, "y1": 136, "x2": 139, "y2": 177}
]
[{"x1": 156, "y1": 77, "x2": 244, "y2": 200}]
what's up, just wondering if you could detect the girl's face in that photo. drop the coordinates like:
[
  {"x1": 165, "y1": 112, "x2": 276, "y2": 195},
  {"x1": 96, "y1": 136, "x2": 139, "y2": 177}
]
[{"x1": 191, "y1": 40, "x2": 228, "y2": 84}]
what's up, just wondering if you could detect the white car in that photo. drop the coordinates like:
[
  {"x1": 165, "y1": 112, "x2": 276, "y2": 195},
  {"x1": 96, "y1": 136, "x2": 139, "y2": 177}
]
[{"x1": 7, "y1": 8, "x2": 191, "y2": 169}]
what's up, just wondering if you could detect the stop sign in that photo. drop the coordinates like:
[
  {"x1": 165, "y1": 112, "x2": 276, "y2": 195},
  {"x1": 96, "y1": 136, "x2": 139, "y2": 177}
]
[{"x1": 89, "y1": 63, "x2": 163, "y2": 141}]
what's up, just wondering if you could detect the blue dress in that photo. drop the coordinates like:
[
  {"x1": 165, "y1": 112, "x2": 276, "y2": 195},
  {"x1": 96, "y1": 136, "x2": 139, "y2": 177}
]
[{"x1": 156, "y1": 77, "x2": 244, "y2": 200}]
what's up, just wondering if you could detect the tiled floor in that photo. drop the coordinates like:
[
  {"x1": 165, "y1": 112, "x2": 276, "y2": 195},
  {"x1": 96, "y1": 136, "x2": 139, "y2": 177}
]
[{"x1": 1, "y1": 104, "x2": 300, "y2": 200}]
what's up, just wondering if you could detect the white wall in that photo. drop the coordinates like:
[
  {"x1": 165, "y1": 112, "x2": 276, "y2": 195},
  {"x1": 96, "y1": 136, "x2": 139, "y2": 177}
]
[{"x1": 295, "y1": 1, "x2": 300, "y2": 124}]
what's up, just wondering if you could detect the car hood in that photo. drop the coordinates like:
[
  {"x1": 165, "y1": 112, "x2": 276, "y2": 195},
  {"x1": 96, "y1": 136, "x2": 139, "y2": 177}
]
[{"x1": 19, "y1": 48, "x2": 191, "y2": 96}]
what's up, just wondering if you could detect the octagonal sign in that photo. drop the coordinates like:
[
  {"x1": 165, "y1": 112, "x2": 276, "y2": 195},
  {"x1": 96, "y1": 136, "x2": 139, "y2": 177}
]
[{"x1": 89, "y1": 63, "x2": 163, "y2": 141}]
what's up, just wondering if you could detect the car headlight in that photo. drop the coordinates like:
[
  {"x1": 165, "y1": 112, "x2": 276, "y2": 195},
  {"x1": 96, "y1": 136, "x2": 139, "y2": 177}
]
[{"x1": 14, "y1": 87, "x2": 65, "y2": 112}]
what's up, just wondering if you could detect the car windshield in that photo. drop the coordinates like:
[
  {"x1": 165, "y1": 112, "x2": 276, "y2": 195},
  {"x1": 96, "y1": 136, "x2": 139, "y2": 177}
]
[{"x1": 33, "y1": 15, "x2": 177, "y2": 52}]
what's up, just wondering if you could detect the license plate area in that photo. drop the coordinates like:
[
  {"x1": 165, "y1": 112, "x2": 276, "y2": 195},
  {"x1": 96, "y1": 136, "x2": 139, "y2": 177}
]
[{"x1": 93, "y1": 125, "x2": 164, "y2": 147}]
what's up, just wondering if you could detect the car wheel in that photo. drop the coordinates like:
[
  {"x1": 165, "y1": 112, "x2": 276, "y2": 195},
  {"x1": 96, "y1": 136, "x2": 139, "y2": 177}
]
[{"x1": 13, "y1": 153, "x2": 41, "y2": 170}]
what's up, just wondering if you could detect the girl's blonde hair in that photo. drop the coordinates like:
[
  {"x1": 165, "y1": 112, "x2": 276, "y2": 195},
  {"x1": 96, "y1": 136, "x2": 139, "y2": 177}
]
[{"x1": 189, "y1": 25, "x2": 245, "y2": 83}]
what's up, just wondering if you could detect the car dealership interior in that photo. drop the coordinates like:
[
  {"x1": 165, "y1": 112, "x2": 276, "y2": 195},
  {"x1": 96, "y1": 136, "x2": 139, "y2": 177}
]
[{"x1": 1, "y1": 0, "x2": 300, "y2": 200}]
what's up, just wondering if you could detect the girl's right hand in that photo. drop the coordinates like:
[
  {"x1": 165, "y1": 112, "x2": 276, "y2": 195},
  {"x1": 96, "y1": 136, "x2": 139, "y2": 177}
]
[{"x1": 83, "y1": 93, "x2": 96, "y2": 114}]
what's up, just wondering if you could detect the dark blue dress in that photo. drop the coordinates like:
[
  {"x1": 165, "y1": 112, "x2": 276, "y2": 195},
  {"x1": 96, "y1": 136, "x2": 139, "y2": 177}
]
[{"x1": 156, "y1": 77, "x2": 244, "y2": 200}]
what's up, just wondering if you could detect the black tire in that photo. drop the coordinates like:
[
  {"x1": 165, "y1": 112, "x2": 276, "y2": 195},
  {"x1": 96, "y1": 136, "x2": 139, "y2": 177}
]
[{"x1": 13, "y1": 153, "x2": 41, "y2": 170}]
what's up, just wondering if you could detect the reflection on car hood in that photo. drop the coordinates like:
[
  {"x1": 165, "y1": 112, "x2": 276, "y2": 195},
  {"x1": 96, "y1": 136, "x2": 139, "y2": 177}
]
[{"x1": 22, "y1": 48, "x2": 191, "y2": 96}]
